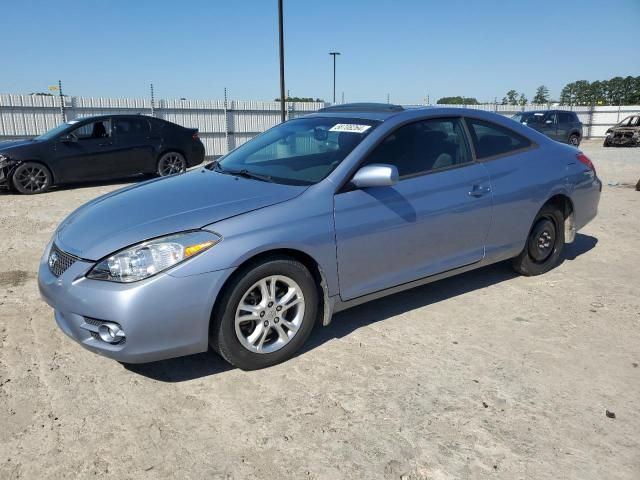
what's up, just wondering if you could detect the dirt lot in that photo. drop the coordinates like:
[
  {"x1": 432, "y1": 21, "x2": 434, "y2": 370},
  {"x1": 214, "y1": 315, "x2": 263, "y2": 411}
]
[{"x1": 0, "y1": 141, "x2": 639, "y2": 479}]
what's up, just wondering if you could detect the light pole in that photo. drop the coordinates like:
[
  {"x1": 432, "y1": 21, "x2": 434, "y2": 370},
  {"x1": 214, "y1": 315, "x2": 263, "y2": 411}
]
[
  {"x1": 329, "y1": 52, "x2": 340, "y2": 104},
  {"x1": 278, "y1": 0, "x2": 286, "y2": 122}
]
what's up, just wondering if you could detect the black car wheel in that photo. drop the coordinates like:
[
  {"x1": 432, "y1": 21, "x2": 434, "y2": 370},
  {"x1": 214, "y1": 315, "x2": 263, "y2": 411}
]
[
  {"x1": 157, "y1": 152, "x2": 186, "y2": 176},
  {"x1": 210, "y1": 256, "x2": 319, "y2": 370},
  {"x1": 511, "y1": 204, "x2": 565, "y2": 276},
  {"x1": 568, "y1": 134, "x2": 580, "y2": 146},
  {"x1": 12, "y1": 162, "x2": 52, "y2": 194}
]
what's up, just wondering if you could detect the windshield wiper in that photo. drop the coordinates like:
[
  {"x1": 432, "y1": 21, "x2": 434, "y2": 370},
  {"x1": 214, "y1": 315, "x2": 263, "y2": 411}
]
[{"x1": 214, "y1": 163, "x2": 274, "y2": 183}]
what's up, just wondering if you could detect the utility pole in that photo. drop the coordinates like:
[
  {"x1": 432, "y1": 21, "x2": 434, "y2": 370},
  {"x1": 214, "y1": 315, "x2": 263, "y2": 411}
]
[
  {"x1": 58, "y1": 80, "x2": 65, "y2": 122},
  {"x1": 278, "y1": 0, "x2": 286, "y2": 122},
  {"x1": 150, "y1": 83, "x2": 155, "y2": 117},
  {"x1": 386, "y1": 93, "x2": 390, "y2": 104},
  {"x1": 341, "y1": 91, "x2": 344, "y2": 104},
  {"x1": 329, "y1": 52, "x2": 340, "y2": 104}
]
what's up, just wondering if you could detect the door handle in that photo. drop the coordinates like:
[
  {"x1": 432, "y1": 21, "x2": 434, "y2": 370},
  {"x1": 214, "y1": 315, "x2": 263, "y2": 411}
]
[
  {"x1": 98, "y1": 142, "x2": 113, "y2": 147},
  {"x1": 468, "y1": 185, "x2": 491, "y2": 197}
]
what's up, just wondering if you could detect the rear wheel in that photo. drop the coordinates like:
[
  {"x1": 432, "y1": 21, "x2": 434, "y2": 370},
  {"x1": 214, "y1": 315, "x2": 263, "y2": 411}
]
[
  {"x1": 568, "y1": 134, "x2": 580, "y2": 146},
  {"x1": 157, "y1": 152, "x2": 186, "y2": 176},
  {"x1": 511, "y1": 204, "x2": 565, "y2": 276},
  {"x1": 11, "y1": 162, "x2": 52, "y2": 194},
  {"x1": 210, "y1": 256, "x2": 318, "y2": 370}
]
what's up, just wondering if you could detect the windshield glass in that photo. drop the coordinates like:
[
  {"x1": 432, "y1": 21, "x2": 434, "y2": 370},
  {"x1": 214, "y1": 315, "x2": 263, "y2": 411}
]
[
  {"x1": 213, "y1": 117, "x2": 379, "y2": 185},
  {"x1": 35, "y1": 121, "x2": 78, "y2": 140},
  {"x1": 513, "y1": 112, "x2": 546, "y2": 124}
]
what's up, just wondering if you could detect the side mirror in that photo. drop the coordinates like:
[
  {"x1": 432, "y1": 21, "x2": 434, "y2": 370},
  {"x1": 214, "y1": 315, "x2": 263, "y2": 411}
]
[
  {"x1": 61, "y1": 134, "x2": 77, "y2": 143},
  {"x1": 545, "y1": 119, "x2": 553, "y2": 125},
  {"x1": 352, "y1": 164, "x2": 399, "y2": 188}
]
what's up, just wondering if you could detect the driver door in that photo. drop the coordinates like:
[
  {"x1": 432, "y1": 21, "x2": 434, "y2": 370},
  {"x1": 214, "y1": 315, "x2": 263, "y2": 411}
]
[
  {"x1": 333, "y1": 117, "x2": 493, "y2": 300},
  {"x1": 54, "y1": 118, "x2": 119, "y2": 182}
]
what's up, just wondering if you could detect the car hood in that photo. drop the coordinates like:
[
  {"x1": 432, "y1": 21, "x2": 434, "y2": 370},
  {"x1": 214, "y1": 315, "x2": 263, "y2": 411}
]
[
  {"x1": 55, "y1": 169, "x2": 307, "y2": 260},
  {"x1": 0, "y1": 138, "x2": 38, "y2": 153}
]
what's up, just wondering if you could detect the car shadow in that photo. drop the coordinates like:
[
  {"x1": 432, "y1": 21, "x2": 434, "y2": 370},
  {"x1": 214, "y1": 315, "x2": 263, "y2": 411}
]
[
  {"x1": 125, "y1": 233, "x2": 598, "y2": 382},
  {"x1": 0, "y1": 175, "x2": 149, "y2": 195}
]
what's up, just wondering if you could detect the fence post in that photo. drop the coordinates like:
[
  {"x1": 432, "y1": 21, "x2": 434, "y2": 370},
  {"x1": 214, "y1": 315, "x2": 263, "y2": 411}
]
[{"x1": 588, "y1": 102, "x2": 595, "y2": 139}]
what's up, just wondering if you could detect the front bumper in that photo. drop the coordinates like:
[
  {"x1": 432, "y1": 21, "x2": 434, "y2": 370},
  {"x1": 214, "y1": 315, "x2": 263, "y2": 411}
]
[{"x1": 38, "y1": 242, "x2": 234, "y2": 363}]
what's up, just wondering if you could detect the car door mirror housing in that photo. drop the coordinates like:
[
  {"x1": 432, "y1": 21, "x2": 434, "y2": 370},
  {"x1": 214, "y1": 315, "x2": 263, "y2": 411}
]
[
  {"x1": 545, "y1": 119, "x2": 553, "y2": 125},
  {"x1": 61, "y1": 134, "x2": 78, "y2": 143},
  {"x1": 352, "y1": 164, "x2": 399, "y2": 188}
]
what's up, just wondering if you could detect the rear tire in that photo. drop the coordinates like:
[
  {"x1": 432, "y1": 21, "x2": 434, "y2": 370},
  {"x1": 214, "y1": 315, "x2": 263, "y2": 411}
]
[
  {"x1": 11, "y1": 162, "x2": 52, "y2": 194},
  {"x1": 511, "y1": 204, "x2": 565, "y2": 276},
  {"x1": 157, "y1": 152, "x2": 186, "y2": 176},
  {"x1": 210, "y1": 256, "x2": 318, "y2": 370},
  {"x1": 568, "y1": 134, "x2": 580, "y2": 146}
]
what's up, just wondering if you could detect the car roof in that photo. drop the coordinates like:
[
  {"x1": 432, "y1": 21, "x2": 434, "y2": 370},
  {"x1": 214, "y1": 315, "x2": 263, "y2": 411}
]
[{"x1": 69, "y1": 114, "x2": 155, "y2": 123}]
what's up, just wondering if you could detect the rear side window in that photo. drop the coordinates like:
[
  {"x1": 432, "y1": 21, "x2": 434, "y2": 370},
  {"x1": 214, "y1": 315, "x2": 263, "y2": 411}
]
[
  {"x1": 558, "y1": 112, "x2": 573, "y2": 124},
  {"x1": 466, "y1": 119, "x2": 531, "y2": 159},
  {"x1": 114, "y1": 118, "x2": 150, "y2": 136}
]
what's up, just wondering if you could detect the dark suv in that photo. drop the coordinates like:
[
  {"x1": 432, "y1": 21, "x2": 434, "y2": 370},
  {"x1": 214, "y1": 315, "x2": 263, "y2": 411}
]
[
  {"x1": 512, "y1": 110, "x2": 583, "y2": 146},
  {"x1": 0, "y1": 115, "x2": 205, "y2": 194}
]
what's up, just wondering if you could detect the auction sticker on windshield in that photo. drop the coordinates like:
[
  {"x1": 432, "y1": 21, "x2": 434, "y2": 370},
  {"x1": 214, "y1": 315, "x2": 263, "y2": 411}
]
[{"x1": 329, "y1": 124, "x2": 371, "y2": 133}]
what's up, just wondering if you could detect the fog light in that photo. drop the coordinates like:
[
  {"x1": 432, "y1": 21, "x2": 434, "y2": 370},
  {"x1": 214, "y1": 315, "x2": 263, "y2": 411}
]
[{"x1": 97, "y1": 322, "x2": 125, "y2": 344}]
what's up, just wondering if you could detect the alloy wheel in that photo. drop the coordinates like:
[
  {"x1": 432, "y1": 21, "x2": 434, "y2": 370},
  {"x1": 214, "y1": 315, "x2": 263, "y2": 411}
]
[
  {"x1": 234, "y1": 275, "x2": 305, "y2": 354},
  {"x1": 158, "y1": 153, "x2": 186, "y2": 176},
  {"x1": 15, "y1": 165, "x2": 49, "y2": 192}
]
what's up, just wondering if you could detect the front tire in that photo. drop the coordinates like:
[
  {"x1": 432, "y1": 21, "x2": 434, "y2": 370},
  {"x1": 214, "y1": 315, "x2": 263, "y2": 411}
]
[
  {"x1": 511, "y1": 204, "x2": 565, "y2": 276},
  {"x1": 11, "y1": 162, "x2": 52, "y2": 194},
  {"x1": 210, "y1": 256, "x2": 318, "y2": 370},
  {"x1": 157, "y1": 151, "x2": 186, "y2": 176}
]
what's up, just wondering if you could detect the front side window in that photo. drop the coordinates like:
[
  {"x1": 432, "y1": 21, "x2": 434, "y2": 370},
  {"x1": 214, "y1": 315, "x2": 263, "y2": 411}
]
[
  {"x1": 215, "y1": 117, "x2": 379, "y2": 185},
  {"x1": 466, "y1": 118, "x2": 532, "y2": 159},
  {"x1": 364, "y1": 117, "x2": 472, "y2": 178},
  {"x1": 70, "y1": 120, "x2": 111, "y2": 140},
  {"x1": 114, "y1": 117, "x2": 150, "y2": 136}
]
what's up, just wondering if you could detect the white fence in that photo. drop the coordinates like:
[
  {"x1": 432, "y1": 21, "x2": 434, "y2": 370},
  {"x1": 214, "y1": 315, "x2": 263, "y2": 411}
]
[
  {"x1": 1, "y1": 94, "x2": 639, "y2": 158},
  {"x1": 0, "y1": 94, "x2": 327, "y2": 158}
]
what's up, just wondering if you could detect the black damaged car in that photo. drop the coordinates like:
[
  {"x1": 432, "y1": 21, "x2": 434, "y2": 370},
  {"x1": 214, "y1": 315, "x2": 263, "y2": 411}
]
[
  {"x1": 0, "y1": 114, "x2": 205, "y2": 194},
  {"x1": 603, "y1": 115, "x2": 640, "y2": 147}
]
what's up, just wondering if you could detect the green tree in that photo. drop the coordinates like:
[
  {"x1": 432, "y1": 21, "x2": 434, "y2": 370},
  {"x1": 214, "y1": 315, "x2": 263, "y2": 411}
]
[
  {"x1": 436, "y1": 96, "x2": 480, "y2": 105},
  {"x1": 518, "y1": 93, "x2": 528, "y2": 106},
  {"x1": 501, "y1": 96, "x2": 508, "y2": 105},
  {"x1": 532, "y1": 85, "x2": 549, "y2": 104},
  {"x1": 506, "y1": 90, "x2": 518, "y2": 105}
]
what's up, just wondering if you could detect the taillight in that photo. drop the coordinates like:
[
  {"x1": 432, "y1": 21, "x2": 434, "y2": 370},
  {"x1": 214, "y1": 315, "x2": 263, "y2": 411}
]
[
  {"x1": 576, "y1": 153, "x2": 595, "y2": 174},
  {"x1": 192, "y1": 132, "x2": 199, "y2": 141}
]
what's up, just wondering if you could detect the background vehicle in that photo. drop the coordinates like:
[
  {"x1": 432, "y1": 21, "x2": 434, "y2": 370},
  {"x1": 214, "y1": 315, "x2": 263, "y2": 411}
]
[
  {"x1": 39, "y1": 105, "x2": 601, "y2": 370},
  {"x1": 603, "y1": 115, "x2": 640, "y2": 147},
  {"x1": 0, "y1": 115, "x2": 205, "y2": 194},
  {"x1": 512, "y1": 110, "x2": 583, "y2": 146}
]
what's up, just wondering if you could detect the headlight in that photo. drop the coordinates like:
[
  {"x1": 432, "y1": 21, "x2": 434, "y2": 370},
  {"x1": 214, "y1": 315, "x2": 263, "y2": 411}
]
[
  {"x1": 0, "y1": 154, "x2": 8, "y2": 168},
  {"x1": 87, "y1": 230, "x2": 221, "y2": 283}
]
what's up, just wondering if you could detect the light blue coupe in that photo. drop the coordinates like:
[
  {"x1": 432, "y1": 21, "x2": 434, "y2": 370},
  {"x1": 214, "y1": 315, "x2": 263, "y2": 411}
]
[{"x1": 38, "y1": 104, "x2": 601, "y2": 370}]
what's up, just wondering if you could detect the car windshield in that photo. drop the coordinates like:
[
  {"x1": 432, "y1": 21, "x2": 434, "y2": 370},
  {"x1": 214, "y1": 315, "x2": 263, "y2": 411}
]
[
  {"x1": 512, "y1": 112, "x2": 546, "y2": 124},
  {"x1": 212, "y1": 117, "x2": 379, "y2": 186},
  {"x1": 35, "y1": 121, "x2": 78, "y2": 140}
]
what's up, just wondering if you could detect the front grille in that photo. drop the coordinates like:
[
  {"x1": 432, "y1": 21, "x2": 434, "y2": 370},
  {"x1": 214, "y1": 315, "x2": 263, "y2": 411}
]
[{"x1": 48, "y1": 244, "x2": 77, "y2": 277}]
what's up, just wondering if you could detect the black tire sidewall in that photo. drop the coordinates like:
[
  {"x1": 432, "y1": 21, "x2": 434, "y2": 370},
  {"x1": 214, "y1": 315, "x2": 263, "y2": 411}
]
[
  {"x1": 211, "y1": 257, "x2": 318, "y2": 370},
  {"x1": 513, "y1": 205, "x2": 565, "y2": 276},
  {"x1": 156, "y1": 152, "x2": 186, "y2": 176},
  {"x1": 12, "y1": 162, "x2": 52, "y2": 194}
]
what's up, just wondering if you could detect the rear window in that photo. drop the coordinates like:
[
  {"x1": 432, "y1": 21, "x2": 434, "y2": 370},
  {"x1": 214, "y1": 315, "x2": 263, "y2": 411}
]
[{"x1": 466, "y1": 119, "x2": 532, "y2": 159}]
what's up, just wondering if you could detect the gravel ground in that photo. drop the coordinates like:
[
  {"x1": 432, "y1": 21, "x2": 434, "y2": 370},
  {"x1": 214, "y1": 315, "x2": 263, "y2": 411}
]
[{"x1": 0, "y1": 141, "x2": 639, "y2": 479}]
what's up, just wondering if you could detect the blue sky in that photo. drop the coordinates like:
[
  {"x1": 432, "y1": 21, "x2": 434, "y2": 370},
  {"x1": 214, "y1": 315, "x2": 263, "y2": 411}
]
[{"x1": 2, "y1": 0, "x2": 639, "y2": 103}]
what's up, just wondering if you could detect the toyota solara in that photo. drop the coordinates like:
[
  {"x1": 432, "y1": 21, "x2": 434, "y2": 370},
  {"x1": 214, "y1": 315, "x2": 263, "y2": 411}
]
[{"x1": 38, "y1": 103, "x2": 601, "y2": 370}]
